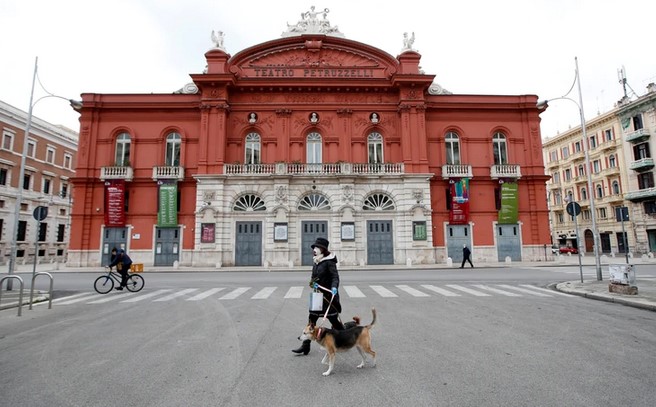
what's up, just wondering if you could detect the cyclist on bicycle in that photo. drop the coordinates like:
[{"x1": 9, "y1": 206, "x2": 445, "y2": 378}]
[{"x1": 107, "y1": 248, "x2": 133, "y2": 290}]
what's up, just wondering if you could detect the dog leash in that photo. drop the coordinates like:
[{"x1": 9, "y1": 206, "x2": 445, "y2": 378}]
[{"x1": 314, "y1": 283, "x2": 335, "y2": 326}]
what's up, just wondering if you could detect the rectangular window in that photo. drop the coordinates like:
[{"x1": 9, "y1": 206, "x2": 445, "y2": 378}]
[
  {"x1": 0, "y1": 168, "x2": 7, "y2": 186},
  {"x1": 57, "y1": 224, "x2": 65, "y2": 242},
  {"x1": 38, "y1": 222, "x2": 47, "y2": 242},
  {"x1": 23, "y1": 174, "x2": 31, "y2": 190},
  {"x1": 633, "y1": 114, "x2": 643, "y2": 131},
  {"x1": 599, "y1": 207, "x2": 607, "y2": 219},
  {"x1": 552, "y1": 172, "x2": 560, "y2": 184},
  {"x1": 445, "y1": 188, "x2": 451, "y2": 210},
  {"x1": 550, "y1": 151, "x2": 558, "y2": 162},
  {"x1": 17, "y1": 220, "x2": 27, "y2": 241},
  {"x1": 589, "y1": 135, "x2": 597, "y2": 149},
  {"x1": 64, "y1": 154, "x2": 72, "y2": 169},
  {"x1": 61, "y1": 183, "x2": 69, "y2": 198},
  {"x1": 43, "y1": 178, "x2": 51, "y2": 194},
  {"x1": 644, "y1": 201, "x2": 656, "y2": 215},
  {"x1": 561, "y1": 146, "x2": 570, "y2": 158},
  {"x1": 593, "y1": 160, "x2": 601, "y2": 173},
  {"x1": 46, "y1": 147, "x2": 55, "y2": 163},
  {"x1": 2, "y1": 132, "x2": 13, "y2": 150},
  {"x1": 574, "y1": 141, "x2": 581, "y2": 152},
  {"x1": 564, "y1": 168, "x2": 572, "y2": 181},
  {"x1": 412, "y1": 221, "x2": 427, "y2": 241},
  {"x1": 557, "y1": 213, "x2": 564, "y2": 223},
  {"x1": 634, "y1": 143, "x2": 651, "y2": 160},
  {"x1": 604, "y1": 128, "x2": 614, "y2": 141},
  {"x1": 27, "y1": 140, "x2": 36, "y2": 157},
  {"x1": 638, "y1": 173, "x2": 655, "y2": 189}
]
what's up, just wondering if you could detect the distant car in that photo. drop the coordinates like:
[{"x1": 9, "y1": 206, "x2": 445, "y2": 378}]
[
  {"x1": 559, "y1": 246, "x2": 579, "y2": 254},
  {"x1": 551, "y1": 245, "x2": 559, "y2": 254}
]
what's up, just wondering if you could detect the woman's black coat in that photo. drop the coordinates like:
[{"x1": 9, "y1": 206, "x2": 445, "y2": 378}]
[{"x1": 309, "y1": 253, "x2": 341, "y2": 316}]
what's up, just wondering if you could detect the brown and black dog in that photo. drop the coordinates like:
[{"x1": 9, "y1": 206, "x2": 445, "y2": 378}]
[{"x1": 300, "y1": 308, "x2": 377, "y2": 376}]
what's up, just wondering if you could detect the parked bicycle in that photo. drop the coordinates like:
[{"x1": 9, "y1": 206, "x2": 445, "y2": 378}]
[{"x1": 94, "y1": 267, "x2": 145, "y2": 294}]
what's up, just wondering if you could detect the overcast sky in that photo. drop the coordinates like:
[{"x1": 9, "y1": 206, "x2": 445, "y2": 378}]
[{"x1": 1, "y1": 0, "x2": 654, "y2": 139}]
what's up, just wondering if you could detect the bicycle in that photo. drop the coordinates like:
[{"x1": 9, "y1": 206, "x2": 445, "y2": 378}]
[{"x1": 94, "y1": 267, "x2": 145, "y2": 294}]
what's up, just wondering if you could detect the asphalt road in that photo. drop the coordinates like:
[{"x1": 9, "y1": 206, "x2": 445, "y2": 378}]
[{"x1": 1, "y1": 266, "x2": 655, "y2": 407}]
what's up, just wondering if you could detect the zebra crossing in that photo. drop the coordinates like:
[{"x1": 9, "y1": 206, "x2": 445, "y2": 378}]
[{"x1": 51, "y1": 283, "x2": 575, "y2": 306}]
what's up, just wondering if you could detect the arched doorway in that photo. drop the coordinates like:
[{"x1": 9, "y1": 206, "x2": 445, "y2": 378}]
[{"x1": 584, "y1": 230, "x2": 594, "y2": 253}]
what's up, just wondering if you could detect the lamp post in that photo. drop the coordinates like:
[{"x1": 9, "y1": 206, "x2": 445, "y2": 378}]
[
  {"x1": 538, "y1": 57, "x2": 602, "y2": 281},
  {"x1": 5, "y1": 57, "x2": 81, "y2": 290}
]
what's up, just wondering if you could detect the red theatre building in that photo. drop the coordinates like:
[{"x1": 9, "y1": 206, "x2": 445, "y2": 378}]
[{"x1": 69, "y1": 11, "x2": 550, "y2": 268}]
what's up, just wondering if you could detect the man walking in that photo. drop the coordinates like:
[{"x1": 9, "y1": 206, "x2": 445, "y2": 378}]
[{"x1": 461, "y1": 244, "x2": 474, "y2": 268}]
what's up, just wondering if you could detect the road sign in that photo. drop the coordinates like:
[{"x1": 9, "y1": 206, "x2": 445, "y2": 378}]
[
  {"x1": 33, "y1": 206, "x2": 48, "y2": 221},
  {"x1": 566, "y1": 202, "x2": 581, "y2": 216}
]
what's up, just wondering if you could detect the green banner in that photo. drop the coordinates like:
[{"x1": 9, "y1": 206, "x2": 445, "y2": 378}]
[
  {"x1": 158, "y1": 182, "x2": 178, "y2": 227},
  {"x1": 498, "y1": 182, "x2": 519, "y2": 224}
]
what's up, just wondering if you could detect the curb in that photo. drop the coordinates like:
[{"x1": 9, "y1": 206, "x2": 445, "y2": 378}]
[{"x1": 555, "y1": 283, "x2": 656, "y2": 312}]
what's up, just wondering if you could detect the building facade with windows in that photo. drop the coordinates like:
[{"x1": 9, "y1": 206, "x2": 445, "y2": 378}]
[
  {"x1": 542, "y1": 83, "x2": 656, "y2": 256},
  {"x1": 69, "y1": 11, "x2": 550, "y2": 268},
  {"x1": 0, "y1": 100, "x2": 78, "y2": 266}
]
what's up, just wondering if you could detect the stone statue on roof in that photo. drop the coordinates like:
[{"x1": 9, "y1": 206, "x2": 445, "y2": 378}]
[
  {"x1": 402, "y1": 32, "x2": 416, "y2": 52},
  {"x1": 282, "y1": 6, "x2": 345, "y2": 38},
  {"x1": 211, "y1": 30, "x2": 226, "y2": 51}
]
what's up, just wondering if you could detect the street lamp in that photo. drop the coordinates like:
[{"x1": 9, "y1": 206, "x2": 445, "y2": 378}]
[
  {"x1": 537, "y1": 57, "x2": 602, "y2": 281},
  {"x1": 5, "y1": 57, "x2": 81, "y2": 290}
]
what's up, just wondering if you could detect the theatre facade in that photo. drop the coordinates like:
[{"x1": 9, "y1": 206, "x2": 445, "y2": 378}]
[{"x1": 69, "y1": 11, "x2": 551, "y2": 268}]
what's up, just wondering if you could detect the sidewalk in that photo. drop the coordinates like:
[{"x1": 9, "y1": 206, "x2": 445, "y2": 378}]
[{"x1": 2, "y1": 255, "x2": 656, "y2": 312}]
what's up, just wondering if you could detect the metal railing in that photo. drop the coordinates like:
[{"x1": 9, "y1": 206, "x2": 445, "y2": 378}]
[{"x1": 0, "y1": 276, "x2": 24, "y2": 317}]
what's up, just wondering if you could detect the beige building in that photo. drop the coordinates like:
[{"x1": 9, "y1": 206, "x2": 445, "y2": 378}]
[
  {"x1": 542, "y1": 83, "x2": 656, "y2": 258},
  {"x1": 0, "y1": 100, "x2": 78, "y2": 266}
]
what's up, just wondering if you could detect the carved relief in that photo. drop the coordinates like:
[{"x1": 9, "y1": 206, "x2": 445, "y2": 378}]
[
  {"x1": 203, "y1": 191, "x2": 216, "y2": 201},
  {"x1": 342, "y1": 185, "x2": 353, "y2": 203},
  {"x1": 248, "y1": 47, "x2": 379, "y2": 68},
  {"x1": 275, "y1": 185, "x2": 288, "y2": 204}
]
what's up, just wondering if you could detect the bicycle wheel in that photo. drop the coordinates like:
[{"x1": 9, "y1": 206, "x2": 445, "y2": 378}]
[
  {"x1": 94, "y1": 275, "x2": 114, "y2": 294},
  {"x1": 126, "y1": 274, "x2": 145, "y2": 292}
]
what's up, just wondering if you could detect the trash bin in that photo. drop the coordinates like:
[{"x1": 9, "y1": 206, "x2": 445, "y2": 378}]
[{"x1": 608, "y1": 264, "x2": 635, "y2": 286}]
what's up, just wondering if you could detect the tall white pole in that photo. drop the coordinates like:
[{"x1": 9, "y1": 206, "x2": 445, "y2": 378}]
[
  {"x1": 6, "y1": 57, "x2": 38, "y2": 291},
  {"x1": 575, "y1": 57, "x2": 602, "y2": 281}
]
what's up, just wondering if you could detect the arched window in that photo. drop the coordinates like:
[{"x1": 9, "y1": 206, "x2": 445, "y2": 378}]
[
  {"x1": 581, "y1": 187, "x2": 587, "y2": 200},
  {"x1": 165, "y1": 133, "x2": 181, "y2": 166},
  {"x1": 578, "y1": 164, "x2": 585, "y2": 177},
  {"x1": 368, "y1": 132, "x2": 384, "y2": 164},
  {"x1": 609, "y1": 154, "x2": 616, "y2": 168},
  {"x1": 492, "y1": 132, "x2": 508, "y2": 165},
  {"x1": 306, "y1": 132, "x2": 322, "y2": 164},
  {"x1": 445, "y1": 132, "x2": 460, "y2": 165},
  {"x1": 298, "y1": 193, "x2": 330, "y2": 210},
  {"x1": 363, "y1": 193, "x2": 395, "y2": 210},
  {"x1": 612, "y1": 180, "x2": 620, "y2": 195},
  {"x1": 245, "y1": 132, "x2": 261, "y2": 165},
  {"x1": 233, "y1": 194, "x2": 266, "y2": 211},
  {"x1": 115, "y1": 133, "x2": 131, "y2": 166},
  {"x1": 596, "y1": 184, "x2": 604, "y2": 198}
]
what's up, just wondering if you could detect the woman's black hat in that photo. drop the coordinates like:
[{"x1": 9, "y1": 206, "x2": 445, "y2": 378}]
[{"x1": 311, "y1": 237, "x2": 329, "y2": 250}]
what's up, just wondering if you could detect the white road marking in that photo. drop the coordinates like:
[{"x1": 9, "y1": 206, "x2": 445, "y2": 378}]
[
  {"x1": 284, "y1": 286, "x2": 304, "y2": 299},
  {"x1": 220, "y1": 287, "x2": 251, "y2": 300},
  {"x1": 344, "y1": 285, "x2": 366, "y2": 298},
  {"x1": 421, "y1": 285, "x2": 461, "y2": 297},
  {"x1": 497, "y1": 285, "x2": 552, "y2": 297},
  {"x1": 87, "y1": 292, "x2": 132, "y2": 304},
  {"x1": 122, "y1": 289, "x2": 173, "y2": 303},
  {"x1": 251, "y1": 287, "x2": 277, "y2": 299},
  {"x1": 153, "y1": 288, "x2": 199, "y2": 302},
  {"x1": 472, "y1": 284, "x2": 522, "y2": 297},
  {"x1": 370, "y1": 285, "x2": 398, "y2": 297},
  {"x1": 187, "y1": 288, "x2": 226, "y2": 301},
  {"x1": 396, "y1": 285, "x2": 430, "y2": 297},
  {"x1": 517, "y1": 284, "x2": 574, "y2": 297},
  {"x1": 445, "y1": 284, "x2": 491, "y2": 297}
]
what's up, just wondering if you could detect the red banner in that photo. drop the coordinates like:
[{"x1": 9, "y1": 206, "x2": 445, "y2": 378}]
[
  {"x1": 105, "y1": 180, "x2": 126, "y2": 227},
  {"x1": 449, "y1": 178, "x2": 470, "y2": 224}
]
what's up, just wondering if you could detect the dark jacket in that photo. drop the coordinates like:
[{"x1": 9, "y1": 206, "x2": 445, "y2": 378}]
[
  {"x1": 309, "y1": 253, "x2": 341, "y2": 316},
  {"x1": 463, "y1": 246, "x2": 471, "y2": 258},
  {"x1": 109, "y1": 249, "x2": 133, "y2": 271}
]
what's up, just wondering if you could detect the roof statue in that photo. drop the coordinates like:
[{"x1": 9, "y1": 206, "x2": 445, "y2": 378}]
[
  {"x1": 211, "y1": 30, "x2": 226, "y2": 51},
  {"x1": 401, "y1": 32, "x2": 416, "y2": 52},
  {"x1": 281, "y1": 6, "x2": 345, "y2": 38}
]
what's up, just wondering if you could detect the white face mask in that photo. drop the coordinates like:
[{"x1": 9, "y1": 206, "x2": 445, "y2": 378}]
[{"x1": 313, "y1": 247, "x2": 322, "y2": 256}]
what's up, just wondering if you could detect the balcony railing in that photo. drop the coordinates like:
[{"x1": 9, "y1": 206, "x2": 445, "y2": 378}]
[
  {"x1": 625, "y1": 128, "x2": 650, "y2": 143},
  {"x1": 600, "y1": 139, "x2": 617, "y2": 150},
  {"x1": 153, "y1": 166, "x2": 185, "y2": 180},
  {"x1": 100, "y1": 166, "x2": 133, "y2": 181},
  {"x1": 222, "y1": 162, "x2": 405, "y2": 176},
  {"x1": 629, "y1": 158, "x2": 655, "y2": 172},
  {"x1": 490, "y1": 164, "x2": 521, "y2": 179},
  {"x1": 625, "y1": 187, "x2": 656, "y2": 202},
  {"x1": 441, "y1": 164, "x2": 473, "y2": 179}
]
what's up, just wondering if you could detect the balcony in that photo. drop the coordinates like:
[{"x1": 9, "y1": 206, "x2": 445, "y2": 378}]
[
  {"x1": 625, "y1": 187, "x2": 656, "y2": 202},
  {"x1": 441, "y1": 164, "x2": 473, "y2": 179},
  {"x1": 546, "y1": 159, "x2": 560, "y2": 169},
  {"x1": 570, "y1": 151, "x2": 585, "y2": 161},
  {"x1": 600, "y1": 139, "x2": 617, "y2": 150},
  {"x1": 222, "y1": 162, "x2": 405, "y2": 176},
  {"x1": 490, "y1": 164, "x2": 521, "y2": 179},
  {"x1": 152, "y1": 166, "x2": 185, "y2": 180},
  {"x1": 629, "y1": 158, "x2": 655, "y2": 172},
  {"x1": 625, "y1": 128, "x2": 650, "y2": 143},
  {"x1": 100, "y1": 166, "x2": 133, "y2": 181},
  {"x1": 601, "y1": 166, "x2": 620, "y2": 176}
]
